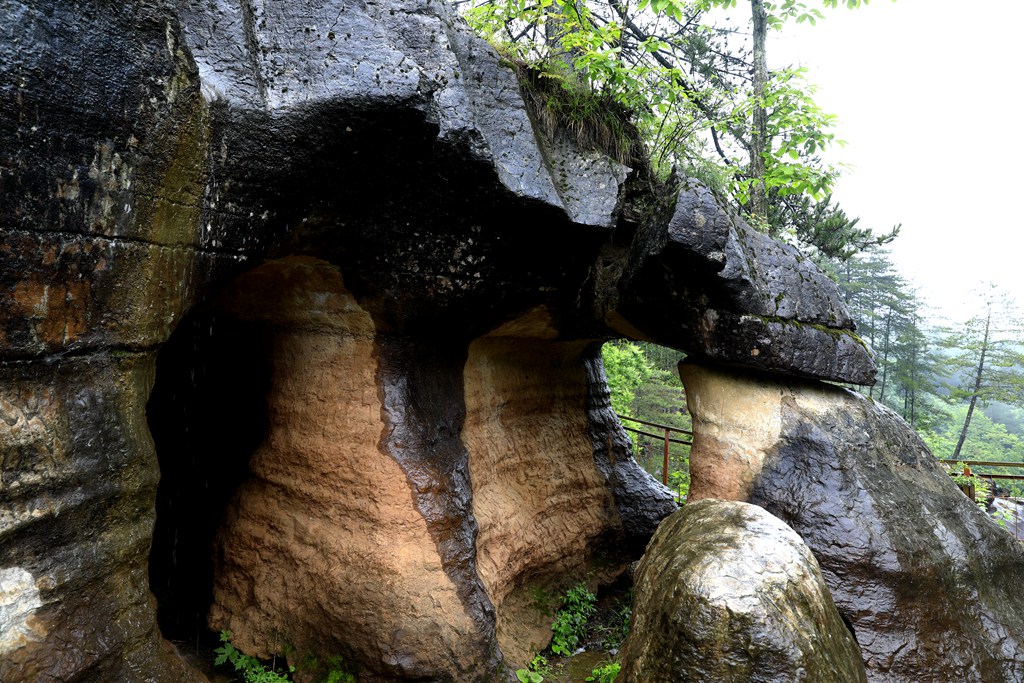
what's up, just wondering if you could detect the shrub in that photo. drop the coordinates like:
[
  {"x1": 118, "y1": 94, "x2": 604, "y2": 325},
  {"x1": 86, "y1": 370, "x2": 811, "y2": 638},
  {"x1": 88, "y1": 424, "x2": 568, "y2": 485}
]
[
  {"x1": 214, "y1": 631, "x2": 295, "y2": 683},
  {"x1": 550, "y1": 583, "x2": 597, "y2": 656}
]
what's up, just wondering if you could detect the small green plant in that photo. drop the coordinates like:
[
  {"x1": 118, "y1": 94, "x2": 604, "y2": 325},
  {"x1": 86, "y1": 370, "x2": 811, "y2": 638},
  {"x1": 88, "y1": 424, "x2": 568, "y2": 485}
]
[
  {"x1": 297, "y1": 653, "x2": 357, "y2": 683},
  {"x1": 586, "y1": 660, "x2": 620, "y2": 683},
  {"x1": 948, "y1": 461, "x2": 973, "y2": 487},
  {"x1": 530, "y1": 585, "x2": 556, "y2": 617},
  {"x1": 668, "y1": 468, "x2": 690, "y2": 502},
  {"x1": 214, "y1": 631, "x2": 295, "y2": 683},
  {"x1": 992, "y1": 507, "x2": 1015, "y2": 529},
  {"x1": 550, "y1": 583, "x2": 597, "y2": 656},
  {"x1": 597, "y1": 595, "x2": 632, "y2": 651},
  {"x1": 516, "y1": 669, "x2": 544, "y2": 683},
  {"x1": 947, "y1": 462, "x2": 993, "y2": 512},
  {"x1": 516, "y1": 654, "x2": 552, "y2": 683}
]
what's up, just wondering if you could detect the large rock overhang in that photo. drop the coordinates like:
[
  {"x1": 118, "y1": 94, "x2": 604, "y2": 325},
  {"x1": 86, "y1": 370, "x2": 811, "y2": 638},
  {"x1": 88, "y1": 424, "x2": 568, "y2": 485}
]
[{"x1": 612, "y1": 181, "x2": 876, "y2": 385}]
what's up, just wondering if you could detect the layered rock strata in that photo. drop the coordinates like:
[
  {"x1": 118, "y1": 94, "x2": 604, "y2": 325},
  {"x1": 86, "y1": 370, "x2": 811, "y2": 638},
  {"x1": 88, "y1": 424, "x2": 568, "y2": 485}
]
[
  {"x1": 204, "y1": 257, "x2": 494, "y2": 681},
  {"x1": 0, "y1": 354, "x2": 206, "y2": 683},
  {"x1": 463, "y1": 313, "x2": 675, "y2": 668}
]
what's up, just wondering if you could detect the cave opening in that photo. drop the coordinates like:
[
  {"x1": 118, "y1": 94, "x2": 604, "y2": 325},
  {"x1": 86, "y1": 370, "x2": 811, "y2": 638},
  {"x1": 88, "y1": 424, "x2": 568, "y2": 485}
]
[
  {"x1": 146, "y1": 301, "x2": 272, "y2": 647},
  {"x1": 598, "y1": 339, "x2": 691, "y2": 496}
]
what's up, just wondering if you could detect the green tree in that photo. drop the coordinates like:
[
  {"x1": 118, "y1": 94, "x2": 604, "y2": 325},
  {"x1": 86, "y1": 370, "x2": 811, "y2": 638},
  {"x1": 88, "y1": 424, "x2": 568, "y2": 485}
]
[
  {"x1": 825, "y1": 248, "x2": 939, "y2": 426},
  {"x1": 923, "y1": 404, "x2": 1022, "y2": 464},
  {"x1": 601, "y1": 340, "x2": 653, "y2": 415},
  {"x1": 601, "y1": 340, "x2": 692, "y2": 496},
  {"x1": 769, "y1": 193, "x2": 899, "y2": 260},
  {"x1": 460, "y1": 0, "x2": 896, "y2": 258},
  {"x1": 939, "y1": 289, "x2": 1024, "y2": 460}
]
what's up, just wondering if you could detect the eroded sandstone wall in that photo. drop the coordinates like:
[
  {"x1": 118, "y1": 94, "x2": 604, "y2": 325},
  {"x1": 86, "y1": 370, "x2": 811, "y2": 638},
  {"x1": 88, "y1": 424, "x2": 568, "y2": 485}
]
[
  {"x1": 680, "y1": 360, "x2": 821, "y2": 501},
  {"x1": 463, "y1": 317, "x2": 619, "y2": 666},
  {"x1": 1, "y1": 0, "x2": 875, "y2": 678},
  {"x1": 0, "y1": 353, "x2": 205, "y2": 682},
  {"x1": 206, "y1": 257, "x2": 490, "y2": 681}
]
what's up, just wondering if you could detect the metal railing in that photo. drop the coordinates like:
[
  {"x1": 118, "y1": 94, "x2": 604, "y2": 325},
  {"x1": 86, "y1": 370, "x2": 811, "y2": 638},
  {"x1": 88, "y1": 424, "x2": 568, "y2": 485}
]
[
  {"x1": 939, "y1": 459, "x2": 1024, "y2": 542},
  {"x1": 937, "y1": 459, "x2": 1024, "y2": 481},
  {"x1": 618, "y1": 415, "x2": 692, "y2": 486}
]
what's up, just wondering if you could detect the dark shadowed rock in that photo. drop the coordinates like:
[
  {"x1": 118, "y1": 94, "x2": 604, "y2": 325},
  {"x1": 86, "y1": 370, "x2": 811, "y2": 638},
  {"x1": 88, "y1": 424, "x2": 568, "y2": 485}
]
[
  {"x1": 583, "y1": 348, "x2": 678, "y2": 546},
  {"x1": 620, "y1": 499, "x2": 866, "y2": 683},
  {"x1": 751, "y1": 391, "x2": 1024, "y2": 682},
  {"x1": 681, "y1": 361, "x2": 1024, "y2": 683},
  {"x1": 0, "y1": 353, "x2": 205, "y2": 683}
]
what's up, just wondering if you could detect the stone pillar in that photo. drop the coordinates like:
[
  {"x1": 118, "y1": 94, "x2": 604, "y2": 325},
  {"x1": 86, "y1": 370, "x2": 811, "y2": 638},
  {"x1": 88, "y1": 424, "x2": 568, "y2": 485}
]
[{"x1": 678, "y1": 361, "x2": 783, "y2": 502}]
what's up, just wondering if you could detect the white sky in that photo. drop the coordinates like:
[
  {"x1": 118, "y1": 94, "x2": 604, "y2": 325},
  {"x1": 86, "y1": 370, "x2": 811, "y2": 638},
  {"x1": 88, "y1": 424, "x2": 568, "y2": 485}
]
[{"x1": 763, "y1": 0, "x2": 1024, "y2": 323}]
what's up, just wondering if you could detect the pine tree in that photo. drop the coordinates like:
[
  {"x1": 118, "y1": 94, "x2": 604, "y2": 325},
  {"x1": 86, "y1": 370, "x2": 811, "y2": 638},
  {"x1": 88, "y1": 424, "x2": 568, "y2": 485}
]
[{"x1": 939, "y1": 287, "x2": 1024, "y2": 461}]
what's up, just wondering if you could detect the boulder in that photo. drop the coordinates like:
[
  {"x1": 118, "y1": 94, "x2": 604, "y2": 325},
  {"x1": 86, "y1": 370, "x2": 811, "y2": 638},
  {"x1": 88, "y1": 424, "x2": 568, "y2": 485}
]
[
  {"x1": 620, "y1": 499, "x2": 866, "y2": 683},
  {"x1": 681, "y1": 360, "x2": 1024, "y2": 682}
]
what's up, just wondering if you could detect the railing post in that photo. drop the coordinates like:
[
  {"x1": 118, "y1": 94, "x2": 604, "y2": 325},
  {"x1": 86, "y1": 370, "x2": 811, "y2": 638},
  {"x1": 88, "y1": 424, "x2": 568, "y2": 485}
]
[{"x1": 663, "y1": 428, "x2": 670, "y2": 486}]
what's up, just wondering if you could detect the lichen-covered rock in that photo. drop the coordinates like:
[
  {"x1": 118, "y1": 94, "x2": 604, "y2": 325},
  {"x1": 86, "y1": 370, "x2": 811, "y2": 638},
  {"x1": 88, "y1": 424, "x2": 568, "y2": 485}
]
[
  {"x1": 620, "y1": 499, "x2": 866, "y2": 683},
  {"x1": 681, "y1": 361, "x2": 1024, "y2": 682}
]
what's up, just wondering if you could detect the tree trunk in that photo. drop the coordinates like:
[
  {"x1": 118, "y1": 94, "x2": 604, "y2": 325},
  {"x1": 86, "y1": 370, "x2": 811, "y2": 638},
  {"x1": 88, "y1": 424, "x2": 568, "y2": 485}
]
[
  {"x1": 878, "y1": 306, "x2": 892, "y2": 403},
  {"x1": 545, "y1": 0, "x2": 586, "y2": 86},
  {"x1": 953, "y1": 310, "x2": 992, "y2": 460},
  {"x1": 909, "y1": 331, "x2": 917, "y2": 428},
  {"x1": 867, "y1": 295, "x2": 877, "y2": 399},
  {"x1": 749, "y1": 0, "x2": 769, "y2": 222}
]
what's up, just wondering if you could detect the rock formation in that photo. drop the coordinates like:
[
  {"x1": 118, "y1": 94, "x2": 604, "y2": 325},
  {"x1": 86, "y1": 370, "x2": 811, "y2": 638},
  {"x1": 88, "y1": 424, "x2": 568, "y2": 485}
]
[
  {"x1": 681, "y1": 361, "x2": 1024, "y2": 682},
  {"x1": 620, "y1": 499, "x2": 867, "y2": 682},
  {"x1": 0, "y1": 0, "x2": 883, "y2": 681}
]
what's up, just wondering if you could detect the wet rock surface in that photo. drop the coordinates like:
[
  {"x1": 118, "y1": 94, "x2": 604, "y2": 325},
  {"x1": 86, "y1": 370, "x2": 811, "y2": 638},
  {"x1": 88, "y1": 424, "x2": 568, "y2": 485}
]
[
  {"x1": 2, "y1": 0, "x2": 872, "y2": 680},
  {"x1": 583, "y1": 350, "x2": 678, "y2": 547},
  {"x1": 463, "y1": 319, "x2": 676, "y2": 668},
  {"x1": 0, "y1": 353, "x2": 205, "y2": 683},
  {"x1": 751, "y1": 387, "x2": 1024, "y2": 683},
  {"x1": 616, "y1": 181, "x2": 875, "y2": 385},
  {"x1": 681, "y1": 360, "x2": 1024, "y2": 682},
  {"x1": 203, "y1": 258, "x2": 495, "y2": 682},
  {"x1": 620, "y1": 499, "x2": 866, "y2": 683}
]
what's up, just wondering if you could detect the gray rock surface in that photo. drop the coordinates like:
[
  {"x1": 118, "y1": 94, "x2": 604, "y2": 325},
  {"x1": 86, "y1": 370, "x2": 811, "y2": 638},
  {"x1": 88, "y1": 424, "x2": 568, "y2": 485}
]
[
  {"x1": 616, "y1": 180, "x2": 875, "y2": 384},
  {"x1": 678, "y1": 360, "x2": 1024, "y2": 683},
  {"x1": 749, "y1": 381, "x2": 1024, "y2": 683},
  {"x1": 620, "y1": 499, "x2": 867, "y2": 683},
  {"x1": 584, "y1": 348, "x2": 679, "y2": 546},
  {"x1": 0, "y1": 353, "x2": 205, "y2": 683},
  {"x1": 584, "y1": 347, "x2": 679, "y2": 547}
]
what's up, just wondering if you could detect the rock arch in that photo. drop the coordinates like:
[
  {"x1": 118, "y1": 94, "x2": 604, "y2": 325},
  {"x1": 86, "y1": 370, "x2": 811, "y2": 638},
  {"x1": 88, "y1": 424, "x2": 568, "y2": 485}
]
[{"x1": 0, "y1": 1, "x2": 875, "y2": 681}]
